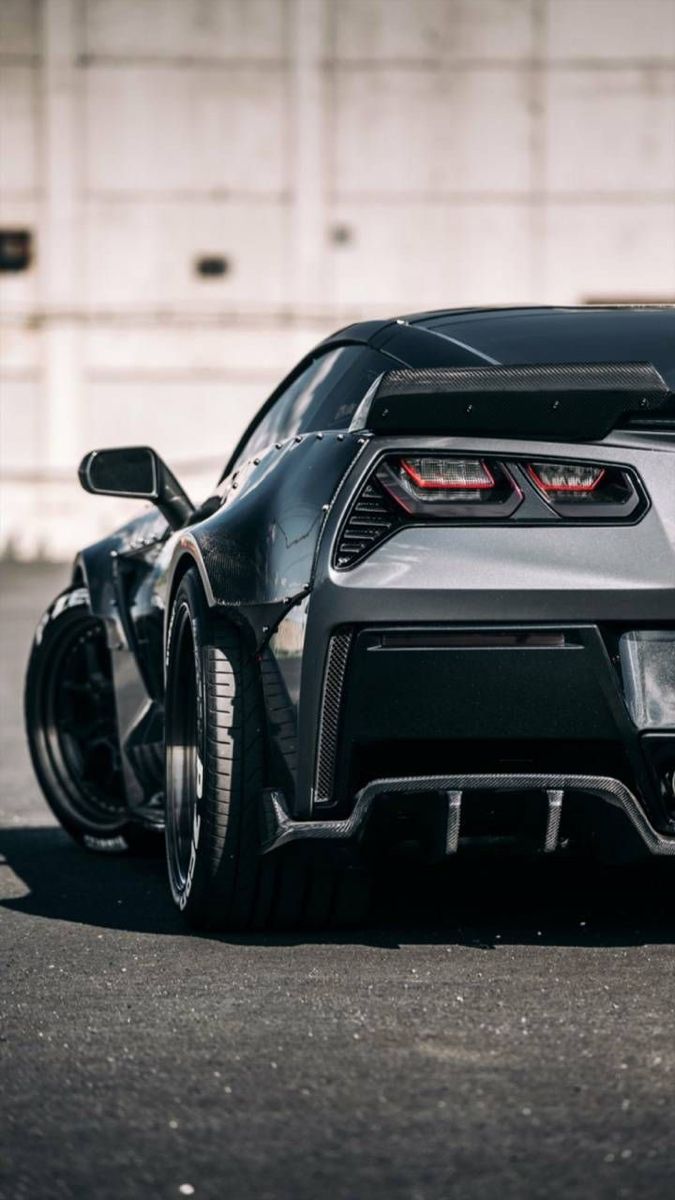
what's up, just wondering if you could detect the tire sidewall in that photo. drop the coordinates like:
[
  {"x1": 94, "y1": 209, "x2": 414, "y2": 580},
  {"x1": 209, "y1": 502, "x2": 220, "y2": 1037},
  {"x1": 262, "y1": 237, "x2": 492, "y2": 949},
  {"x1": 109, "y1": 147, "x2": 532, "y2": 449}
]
[{"x1": 164, "y1": 570, "x2": 210, "y2": 914}]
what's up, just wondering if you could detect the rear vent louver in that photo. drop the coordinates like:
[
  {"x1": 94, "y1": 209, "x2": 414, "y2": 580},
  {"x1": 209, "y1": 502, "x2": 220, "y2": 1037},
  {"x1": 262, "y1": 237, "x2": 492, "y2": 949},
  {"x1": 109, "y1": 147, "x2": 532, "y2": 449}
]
[{"x1": 334, "y1": 482, "x2": 402, "y2": 568}]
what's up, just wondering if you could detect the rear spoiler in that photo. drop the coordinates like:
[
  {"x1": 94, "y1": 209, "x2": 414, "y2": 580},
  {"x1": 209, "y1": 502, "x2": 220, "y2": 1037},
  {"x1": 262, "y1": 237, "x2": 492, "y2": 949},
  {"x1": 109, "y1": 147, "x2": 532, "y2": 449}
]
[{"x1": 351, "y1": 362, "x2": 670, "y2": 441}]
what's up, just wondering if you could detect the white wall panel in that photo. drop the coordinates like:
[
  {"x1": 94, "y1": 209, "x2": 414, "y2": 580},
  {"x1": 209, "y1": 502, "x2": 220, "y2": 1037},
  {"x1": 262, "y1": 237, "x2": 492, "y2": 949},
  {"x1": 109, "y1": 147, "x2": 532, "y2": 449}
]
[
  {"x1": 83, "y1": 379, "x2": 265, "y2": 468},
  {"x1": 333, "y1": 66, "x2": 533, "y2": 196},
  {"x1": 0, "y1": 379, "x2": 42, "y2": 471},
  {"x1": 84, "y1": 322, "x2": 313, "y2": 378},
  {"x1": 544, "y1": 68, "x2": 675, "y2": 194},
  {"x1": 329, "y1": 202, "x2": 534, "y2": 310},
  {"x1": 439, "y1": 0, "x2": 535, "y2": 61},
  {"x1": 0, "y1": 0, "x2": 41, "y2": 57},
  {"x1": 433, "y1": 69, "x2": 534, "y2": 194},
  {"x1": 546, "y1": 0, "x2": 675, "y2": 61},
  {"x1": 192, "y1": 66, "x2": 289, "y2": 193},
  {"x1": 332, "y1": 0, "x2": 534, "y2": 62},
  {"x1": 0, "y1": 319, "x2": 40, "y2": 372},
  {"x1": 543, "y1": 203, "x2": 675, "y2": 301},
  {"x1": 83, "y1": 198, "x2": 288, "y2": 307},
  {"x1": 0, "y1": 65, "x2": 39, "y2": 193},
  {"x1": 85, "y1": 65, "x2": 288, "y2": 195},
  {"x1": 0, "y1": 479, "x2": 144, "y2": 560},
  {"x1": 84, "y1": 66, "x2": 194, "y2": 193},
  {"x1": 85, "y1": 0, "x2": 287, "y2": 61},
  {"x1": 332, "y1": 69, "x2": 439, "y2": 197}
]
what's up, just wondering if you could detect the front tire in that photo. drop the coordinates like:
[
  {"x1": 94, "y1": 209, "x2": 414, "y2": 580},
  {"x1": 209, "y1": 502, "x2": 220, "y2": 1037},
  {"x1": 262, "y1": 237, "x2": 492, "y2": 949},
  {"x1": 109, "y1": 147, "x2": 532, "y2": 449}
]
[
  {"x1": 25, "y1": 586, "x2": 137, "y2": 852},
  {"x1": 164, "y1": 569, "x2": 370, "y2": 930}
]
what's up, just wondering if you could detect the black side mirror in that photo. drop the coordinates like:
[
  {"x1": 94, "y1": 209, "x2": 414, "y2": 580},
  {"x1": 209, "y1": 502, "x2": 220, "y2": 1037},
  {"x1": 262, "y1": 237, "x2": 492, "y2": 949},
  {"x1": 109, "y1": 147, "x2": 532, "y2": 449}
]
[{"x1": 78, "y1": 446, "x2": 194, "y2": 530}]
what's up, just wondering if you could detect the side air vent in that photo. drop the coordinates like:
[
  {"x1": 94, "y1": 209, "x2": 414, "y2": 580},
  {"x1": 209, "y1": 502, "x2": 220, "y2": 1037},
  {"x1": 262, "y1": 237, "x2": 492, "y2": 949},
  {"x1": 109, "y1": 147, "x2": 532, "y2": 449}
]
[{"x1": 334, "y1": 481, "x2": 403, "y2": 568}]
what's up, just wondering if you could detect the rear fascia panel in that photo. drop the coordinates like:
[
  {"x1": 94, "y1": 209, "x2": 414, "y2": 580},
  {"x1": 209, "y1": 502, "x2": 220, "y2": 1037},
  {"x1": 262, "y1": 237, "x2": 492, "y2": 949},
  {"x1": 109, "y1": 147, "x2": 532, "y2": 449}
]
[
  {"x1": 332, "y1": 624, "x2": 653, "y2": 815},
  {"x1": 290, "y1": 432, "x2": 675, "y2": 817}
]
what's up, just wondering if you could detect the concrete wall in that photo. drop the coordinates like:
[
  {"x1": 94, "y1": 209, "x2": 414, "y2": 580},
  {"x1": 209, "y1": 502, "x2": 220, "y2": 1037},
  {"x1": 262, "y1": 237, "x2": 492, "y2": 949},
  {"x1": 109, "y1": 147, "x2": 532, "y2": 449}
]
[{"x1": 1, "y1": 0, "x2": 674, "y2": 558}]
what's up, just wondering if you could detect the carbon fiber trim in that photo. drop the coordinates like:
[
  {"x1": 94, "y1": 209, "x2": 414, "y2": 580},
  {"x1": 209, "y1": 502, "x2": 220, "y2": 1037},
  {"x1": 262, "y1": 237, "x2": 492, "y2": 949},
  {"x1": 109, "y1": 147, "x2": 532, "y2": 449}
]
[
  {"x1": 544, "y1": 790, "x2": 564, "y2": 852},
  {"x1": 313, "y1": 630, "x2": 352, "y2": 805},
  {"x1": 262, "y1": 773, "x2": 675, "y2": 856},
  {"x1": 376, "y1": 363, "x2": 668, "y2": 400}
]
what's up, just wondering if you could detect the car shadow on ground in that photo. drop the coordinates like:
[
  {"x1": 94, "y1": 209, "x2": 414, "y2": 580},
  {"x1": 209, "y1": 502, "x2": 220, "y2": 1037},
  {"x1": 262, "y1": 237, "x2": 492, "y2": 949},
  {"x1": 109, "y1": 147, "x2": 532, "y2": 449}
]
[{"x1": 1, "y1": 824, "x2": 673, "y2": 949}]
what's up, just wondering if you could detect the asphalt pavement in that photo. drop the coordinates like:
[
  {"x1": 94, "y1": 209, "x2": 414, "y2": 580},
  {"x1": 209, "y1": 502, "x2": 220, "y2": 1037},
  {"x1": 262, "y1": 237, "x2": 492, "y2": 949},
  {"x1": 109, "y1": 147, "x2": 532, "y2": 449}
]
[{"x1": 1, "y1": 563, "x2": 674, "y2": 1200}]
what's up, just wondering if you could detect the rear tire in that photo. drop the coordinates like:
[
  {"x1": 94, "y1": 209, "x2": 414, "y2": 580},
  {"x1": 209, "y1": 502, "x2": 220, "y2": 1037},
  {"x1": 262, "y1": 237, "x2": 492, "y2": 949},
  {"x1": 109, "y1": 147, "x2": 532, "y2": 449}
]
[
  {"x1": 25, "y1": 586, "x2": 142, "y2": 853},
  {"x1": 164, "y1": 568, "x2": 370, "y2": 931}
]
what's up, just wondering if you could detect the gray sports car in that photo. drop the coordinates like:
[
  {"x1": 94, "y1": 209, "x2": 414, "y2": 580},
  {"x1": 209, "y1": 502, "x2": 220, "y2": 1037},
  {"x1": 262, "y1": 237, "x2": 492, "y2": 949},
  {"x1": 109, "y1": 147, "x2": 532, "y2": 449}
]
[{"x1": 25, "y1": 305, "x2": 675, "y2": 929}]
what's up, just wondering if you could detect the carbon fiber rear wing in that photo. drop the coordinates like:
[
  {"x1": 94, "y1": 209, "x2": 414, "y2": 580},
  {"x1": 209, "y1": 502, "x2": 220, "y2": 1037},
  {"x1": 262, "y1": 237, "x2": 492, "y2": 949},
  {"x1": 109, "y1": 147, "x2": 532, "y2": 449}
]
[{"x1": 352, "y1": 362, "x2": 670, "y2": 441}]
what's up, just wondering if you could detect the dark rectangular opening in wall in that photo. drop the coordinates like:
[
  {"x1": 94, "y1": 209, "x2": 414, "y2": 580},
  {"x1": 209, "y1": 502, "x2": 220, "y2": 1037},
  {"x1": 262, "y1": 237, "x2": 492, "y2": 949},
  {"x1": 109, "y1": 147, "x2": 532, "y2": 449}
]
[
  {"x1": 0, "y1": 229, "x2": 33, "y2": 272},
  {"x1": 194, "y1": 254, "x2": 230, "y2": 278}
]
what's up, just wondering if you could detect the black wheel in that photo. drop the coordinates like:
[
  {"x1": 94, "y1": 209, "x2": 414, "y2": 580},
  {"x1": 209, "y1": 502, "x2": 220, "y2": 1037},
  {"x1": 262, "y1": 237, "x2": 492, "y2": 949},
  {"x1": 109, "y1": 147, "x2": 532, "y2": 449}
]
[
  {"x1": 25, "y1": 586, "x2": 140, "y2": 852},
  {"x1": 164, "y1": 568, "x2": 370, "y2": 931}
]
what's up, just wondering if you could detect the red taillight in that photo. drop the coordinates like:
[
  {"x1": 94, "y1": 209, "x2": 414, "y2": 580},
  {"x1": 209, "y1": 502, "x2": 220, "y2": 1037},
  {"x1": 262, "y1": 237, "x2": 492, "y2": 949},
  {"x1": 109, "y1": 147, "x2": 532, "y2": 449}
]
[
  {"x1": 378, "y1": 456, "x2": 521, "y2": 518},
  {"x1": 528, "y1": 463, "x2": 606, "y2": 494},
  {"x1": 401, "y1": 457, "x2": 495, "y2": 491}
]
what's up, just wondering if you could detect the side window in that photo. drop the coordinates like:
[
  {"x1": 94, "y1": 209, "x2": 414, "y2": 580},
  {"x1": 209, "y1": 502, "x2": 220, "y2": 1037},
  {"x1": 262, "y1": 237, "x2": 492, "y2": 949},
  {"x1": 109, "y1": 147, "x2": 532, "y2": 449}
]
[
  {"x1": 231, "y1": 346, "x2": 390, "y2": 471},
  {"x1": 228, "y1": 345, "x2": 391, "y2": 470},
  {"x1": 246, "y1": 358, "x2": 327, "y2": 458},
  {"x1": 298, "y1": 347, "x2": 389, "y2": 433},
  {"x1": 231, "y1": 357, "x2": 328, "y2": 471}
]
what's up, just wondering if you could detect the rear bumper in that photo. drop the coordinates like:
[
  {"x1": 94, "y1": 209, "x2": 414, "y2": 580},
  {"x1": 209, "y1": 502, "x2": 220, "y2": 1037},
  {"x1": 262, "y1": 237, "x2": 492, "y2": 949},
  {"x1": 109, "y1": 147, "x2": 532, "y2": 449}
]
[
  {"x1": 262, "y1": 773, "x2": 675, "y2": 858},
  {"x1": 277, "y1": 433, "x2": 675, "y2": 833},
  {"x1": 304, "y1": 622, "x2": 675, "y2": 837}
]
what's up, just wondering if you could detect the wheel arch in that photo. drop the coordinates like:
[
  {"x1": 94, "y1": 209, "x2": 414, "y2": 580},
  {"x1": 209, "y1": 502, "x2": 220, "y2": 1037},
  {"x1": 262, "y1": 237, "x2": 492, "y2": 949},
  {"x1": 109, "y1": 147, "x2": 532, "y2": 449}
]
[
  {"x1": 164, "y1": 538, "x2": 257, "y2": 668},
  {"x1": 164, "y1": 536, "x2": 216, "y2": 652},
  {"x1": 164, "y1": 533, "x2": 293, "y2": 661}
]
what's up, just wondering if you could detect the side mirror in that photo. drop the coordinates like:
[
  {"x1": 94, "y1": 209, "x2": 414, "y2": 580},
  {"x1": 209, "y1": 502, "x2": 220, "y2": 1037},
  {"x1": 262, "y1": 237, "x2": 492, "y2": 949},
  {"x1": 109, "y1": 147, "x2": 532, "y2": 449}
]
[{"x1": 78, "y1": 446, "x2": 194, "y2": 530}]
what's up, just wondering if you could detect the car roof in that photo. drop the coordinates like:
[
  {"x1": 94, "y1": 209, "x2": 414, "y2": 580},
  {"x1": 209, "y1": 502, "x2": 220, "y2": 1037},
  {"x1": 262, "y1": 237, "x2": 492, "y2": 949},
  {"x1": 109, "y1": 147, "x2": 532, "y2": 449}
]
[{"x1": 321, "y1": 305, "x2": 675, "y2": 386}]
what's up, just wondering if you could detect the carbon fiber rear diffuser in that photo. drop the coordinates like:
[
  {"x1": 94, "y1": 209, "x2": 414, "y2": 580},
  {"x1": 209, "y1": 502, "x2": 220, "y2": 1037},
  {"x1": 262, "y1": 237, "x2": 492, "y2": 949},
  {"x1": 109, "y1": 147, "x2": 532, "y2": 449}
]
[{"x1": 261, "y1": 774, "x2": 675, "y2": 856}]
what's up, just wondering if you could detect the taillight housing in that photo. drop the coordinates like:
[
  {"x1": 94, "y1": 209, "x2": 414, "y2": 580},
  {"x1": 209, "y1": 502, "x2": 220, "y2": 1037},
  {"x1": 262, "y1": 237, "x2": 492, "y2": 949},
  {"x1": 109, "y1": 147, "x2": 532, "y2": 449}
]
[
  {"x1": 378, "y1": 456, "x2": 522, "y2": 518},
  {"x1": 526, "y1": 460, "x2": 641, "y2": 515},
  {"x1": 333, "y1": 453, "x2": 647, "y2": 569}
]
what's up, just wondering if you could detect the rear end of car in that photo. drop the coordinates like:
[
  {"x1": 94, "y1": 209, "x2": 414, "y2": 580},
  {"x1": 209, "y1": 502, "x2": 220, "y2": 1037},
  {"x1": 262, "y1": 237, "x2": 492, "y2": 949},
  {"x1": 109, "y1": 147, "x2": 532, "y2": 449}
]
[{"x1": 264, "y1": 361, "x2": 675, "y2": 865}]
